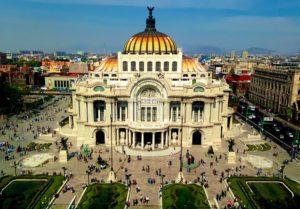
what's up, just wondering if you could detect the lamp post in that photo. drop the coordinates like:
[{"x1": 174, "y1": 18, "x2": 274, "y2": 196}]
[
  {"x1": 86, "y1": 170, "x2": 91, "y2": 185},
  {"x1": 107, "y1": 114, "x2": 116, "y2": 182},
  {"x1": 161, "y1": 174, "x2": 165, "y2": 200},
  {"x1": 62, "y1": 166, "x2": 67, "y2": 177},
  {"x1": 110, "y1": 115, "x2": 113, "y2": 172},
  {"x1": 12, "y1": 161, "x2": 17, "y2": 176},
  {"x1": 179, "y1": 116, "x2": 183, "y2": 172}
]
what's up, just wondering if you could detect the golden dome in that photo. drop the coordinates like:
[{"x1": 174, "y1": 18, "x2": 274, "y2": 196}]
[
  {"x1": 124, "y1": 7, "x2": 177, "y2": 54},
  {"x1": 182, "y1": 56, "x2": 206, "y2": 72}
]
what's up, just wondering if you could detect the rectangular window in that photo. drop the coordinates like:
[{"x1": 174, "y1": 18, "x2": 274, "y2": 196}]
[
  {"x1": 172, "y1": 61, "x2": 177, "y2": 71},
  {"x1": 152, "y1": 107, "x2": 157, "y2": 122},
  {"x1": 121, "y1": 106, "x2": 126, "y2": 121},
  {"x1": 172, "y1": 107, "x2": 176, "y2": 122},
  {"x1": 147, "y1": 107, "x2": 151, "y2": 121},
  {"x1": 123, "y1": 61, "x2": 128, "y2": 71},
  {"x1": 156, "y1": 62, "x2": 161, "y2": 71},
  {"x1": 100, "y1": 107, "x2": 105, "y2": 121},
  {"x1": 141, "y1": 107, "x2": 145, "y2": 121},
  {"x1": 131, "y1": 61, "x2": 136, "y2": 71},
  {"x1": 164, "y1": 62, "x2": 169, "y2": 71},
  {"x1": 139, "y1": 61, "x2": 144, "y2": 71},
  {"x1": 147, "y1": 62, "x2": 152, "y2": 71},
  {"x1": 193, "y1": 108, "x2": 198, "y2": 122}
]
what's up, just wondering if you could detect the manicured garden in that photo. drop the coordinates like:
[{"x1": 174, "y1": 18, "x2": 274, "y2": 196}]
[
  {"x1": 228, "y1": 176, "x2": 300, "y2": 209},
  {"x1": 162, "y1": 184, "x2": 210, "y2": 209},
  {"x1": 246, "y1": 143, "x2": 271, "y2": 152},
  {"x1": 77, "y1": 183, "x2": 128, "y2": 209},
  {"x1": 0, "y1": 175, "x2": 64, "y2": 209}
]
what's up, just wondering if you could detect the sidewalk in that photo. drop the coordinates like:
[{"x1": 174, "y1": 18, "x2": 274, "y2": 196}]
[{"x1": 115, "y1": 146, "x2": 180, "y2": 157}]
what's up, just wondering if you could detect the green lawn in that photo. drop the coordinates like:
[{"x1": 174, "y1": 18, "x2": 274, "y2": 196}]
[
  {"x1": 228, "y1": 177, "x2": 300, "y2": 209},
  {"x1": 163, "y1": 184, "x2": 210, "y2": 209},
  {"x1": 0, "y1": 175, "x2": 64, "y2": 209},
  {"x1": 0, "y1": 180, "x2": 46, "y2": 209},
  {"x1": 249, "y1": 182, "x2": 291, "y2": 201},
  {"x1": 77, "y1": 183, "x2": 128, "y2": 209}
]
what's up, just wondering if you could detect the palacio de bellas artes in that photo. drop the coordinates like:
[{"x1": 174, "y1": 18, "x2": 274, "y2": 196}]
[{"x1": 67, "y1": 8, "x2": 234, "y2": 151}]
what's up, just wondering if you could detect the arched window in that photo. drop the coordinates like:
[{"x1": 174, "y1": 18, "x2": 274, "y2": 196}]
[
  {"x1": 147, "y1": 61, "x2": 152, "y2": 71},
  {"x1": 139, "y1": 61, "x2": 144, "y2": 71},
  {"x1": 172, "y1": 61, "x2": 177, "y2": 71},
  {"x1": 155, "y1": 62, "x2": 161, "y2": 71},
  {"x1": 200, "y1": 74, "x2": 206, "y2": 77},
  {"x1": 164, "y1": 62, "x2": 169, "y2": 71},
  {"x1": 95, "y1": 74, "x2": 100, "y2": 77},
  {"x1": 191, "y1": 74, "x2": 196, "y2": 77},
  {"x1": 131, "y1": 61, "x2": 136, "y2": 71},
  {"x1": 123, "y1": 61, "x2": 128, "y2": 71},
  {"x1": 183, "y1": 74, "x2": 188, "y2": 77}
]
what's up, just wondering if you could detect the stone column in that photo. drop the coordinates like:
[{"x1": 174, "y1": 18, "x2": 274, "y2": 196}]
[
  {"x1": 106, "y1": 101, "x2": 111, "y2": 122},
  {"x1": 161, "y1": 132, "x2": 164, "y2": 149},
  {"x1": 116, "y1": 128, "x2": 119, "y2": 145},
  {"x1": 141, "y1": 132, "x2": 144, "y2": 149},
  {"x1": 69, "y1": 116, "x2": 73, "y2": 128},
  {"x1": 119, "y1": 106, "x2": 122, "y2": 121},
  {"x1": 152, "y1": 133, "x2": 155, "y2": 150},
  {"x1": 186, "y1": 102, "x2": 192, "y2": 123},
  {"x1": 164, "y1": 101, "x2": 169, "y2": 122},
  {"x1": 128, "y1": 101, "x2": 133, "y2": 122},
  {"x1": 166, "y1": 131, "x2": 169, "y2": 147},
  {"x1": 133, "y1": 132, "x2": 136, "y2": 148},
  {"x1": 126, "y1": 129, "x2": 129, "y2": 145},
  {"x1": 87, "y1": 101, "x2": 94, "y2": 123},
  {"x1": 125, "y1": 106, "x2": 128, "y2": 121},
  {"x1": 97, "y1": 106, "x2": 100, "y2": 121},
  {"x1": 129, "y1": 130, "x2": 132, "y2": 146}
]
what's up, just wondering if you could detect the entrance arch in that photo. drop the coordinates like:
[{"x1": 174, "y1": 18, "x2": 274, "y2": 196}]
[
  {"x1": 96, "y1": 130, "x2": 105, "y2": 145},
  {"x1": 192, "y1": 131, "x2": 202, "y2": 145}
]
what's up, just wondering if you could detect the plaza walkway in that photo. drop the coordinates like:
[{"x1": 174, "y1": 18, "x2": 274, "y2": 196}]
[{"x1": 1, "y1": 96, "x2": 300, "y2": 209}]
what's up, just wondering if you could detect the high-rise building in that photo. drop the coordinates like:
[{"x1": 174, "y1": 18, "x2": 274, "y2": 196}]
[{"x1": 242, "y1": 51, "x2": 249, "y2": 59}]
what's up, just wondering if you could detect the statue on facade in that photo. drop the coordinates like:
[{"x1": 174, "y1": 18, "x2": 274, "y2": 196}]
[
  {"x1": 171, "y1": 132, "x2": 178, "y2": 145},
  {"x1": 227, "y1": 138, "x2": 235, "y2": 152},
  {"x1": 141, "y1": 89, "x2": 157, "y2": 98},
  {"x1": 120, "y1": 131, "x2": 125, "y2": 145}
]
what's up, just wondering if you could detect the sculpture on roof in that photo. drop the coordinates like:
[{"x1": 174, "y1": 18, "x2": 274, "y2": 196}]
[
  {"x1": 146, "y1": 7, "x2": 156, "y2": 31},
  {"x1": 147, "y1": 6, "x2": 154, "y2": 17}
]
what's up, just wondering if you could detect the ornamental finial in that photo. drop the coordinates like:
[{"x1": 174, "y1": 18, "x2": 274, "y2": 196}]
[
  {"x1": 147, "y1": 6, "x2": 154, "y2": 17},
  {"x1": 145, "y1": 7, "x2": 156, "y2": 31}
]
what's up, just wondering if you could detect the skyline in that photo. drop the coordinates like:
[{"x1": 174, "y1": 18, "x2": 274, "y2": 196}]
[{"x1": 0, "y1": 0, "x2": 300, "y2": 55}]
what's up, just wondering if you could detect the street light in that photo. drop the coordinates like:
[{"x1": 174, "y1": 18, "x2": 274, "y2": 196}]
[
  {"x1": 179, "y1": 98, "x2": 183, "y2": 172},
  {"x1": 110, "y1": 115, "x2": 113, "y2": 172},
  {"x1": 11, "y1": 161, "x2": 18, "y2": 176},
  {"x1": 86, "y1": 170, "x2": 91, "y2": 185},
  {"x1": 62, "y1": 166, "x2": 67, "y2": 177}
]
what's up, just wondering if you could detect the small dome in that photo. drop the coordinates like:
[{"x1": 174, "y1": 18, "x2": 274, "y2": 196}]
[{"x1": 124, "y1": 7, "x2": 177, "y2": 54}]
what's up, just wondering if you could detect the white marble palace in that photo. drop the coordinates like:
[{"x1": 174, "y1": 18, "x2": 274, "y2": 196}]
[{"x1": 68, "y1": 8, "x2": 233, "y2": 150}]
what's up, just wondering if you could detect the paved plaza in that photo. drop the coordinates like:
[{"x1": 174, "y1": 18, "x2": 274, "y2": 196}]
[{"x1": 1, "y1": 95, "x2": 300, "y2": 208}]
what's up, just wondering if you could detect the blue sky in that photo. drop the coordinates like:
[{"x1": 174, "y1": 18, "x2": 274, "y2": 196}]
[{"x1": 0, "y1": 0, "x2": 300, "y2": 54}]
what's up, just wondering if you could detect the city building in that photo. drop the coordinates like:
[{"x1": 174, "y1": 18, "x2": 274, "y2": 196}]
[
  {"x1": 0, "y1": 52, "x2": 6, "y2": 65},
  {"x1": 68, "y1": 8, "x2": 233, "y2": 149},
  {"x1": 226, "y1": 69, "x2": 251, "y2": 96},
  {"x1": 249, "y1": 66, "x2": 300, "y2": 119},
  {"x1": 45, "y1": 74, "x2": 78, "y2": 90}
]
